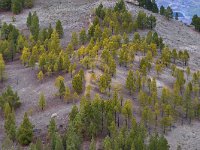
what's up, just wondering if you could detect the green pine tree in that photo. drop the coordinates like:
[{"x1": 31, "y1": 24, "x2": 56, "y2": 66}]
[
  {"x1": 38, "y1": 93, "x2": 46, "y2": 110},
  {"x1": 56, "y1": 20, "x2": 64, "y2": 38},
  {"x1": 17, "y1": 112, "x2": 34, "y2": 145}
]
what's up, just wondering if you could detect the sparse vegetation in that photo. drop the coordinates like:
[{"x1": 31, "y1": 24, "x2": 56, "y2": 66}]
[
  {"x1": 0, "y1": 0, "x2": 200, "y2": 149},
  {"x1": 0, "y1": 0, "x2": 34, "y2": 14}
]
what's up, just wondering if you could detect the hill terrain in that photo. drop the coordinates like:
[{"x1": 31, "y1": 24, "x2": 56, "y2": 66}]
[{"x1": 0, "y1": 0, "x2": 200, "y2": 149}]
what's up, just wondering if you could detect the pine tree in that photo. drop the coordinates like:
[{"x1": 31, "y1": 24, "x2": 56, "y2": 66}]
[
  {"x1": 98, "y1": 73, "x2": 111, "y2": 93},
  {"x1": 137, "y1": 11, "x2": 147, "y2": 29},
  {"x1": 103, "y1": 136, "x2": 112, "y2": 150},
  {"x1": 79, "y1": 28, "x2": 87, "y2": 45},
  {"x1": 55, "y1": 134, "x2": 64, "y2": 150},
  {"x1": 17, "y1": 112, "x2": 34, "y2": 145},
  {"x1": 158, "y1": 135, "x2": 170, "y2": 150},
  {"x1": 165, "y1": 6, "x2": 173, "y2": 20},
  {"x1": 49, "y1": 30, "x2": 61, "y2": 54},
  {"x1": 37, "y1": 71, "x2": 44, "y2": 83},
  {"x1": 155, "y1": 63, "x2": 162, "y2": 77},
  {"x1": 64, "y1": 86, "x2": 71, "y2": 102},
  {"x1": 0, "y1": 86, "x2": 21, "y2": 110},
  {"x1": 71, "y1": 32, "x2": 78, "y2": 48},
  {"x1": 147, "y1": 15, "x2": 156, "y2": 30},
  {"x1": 11, "y1": 0, "x2": 23, "y2": 14},
  {"x1": 122, "y1": 99, "x2": 133, "y2": 127},
  {"x1": 4, "y1": 111, "x2": 16, "y2": 141},
  {"x1": 59, "y1": 80, "x2": 66, "y2": 99},
  {"x1": 48, "y1": 118, "x2": 57, "y2": 138},
  {"x1": 0, "y1": 0, "x2": 12, "y2": 11},
  {"x1": 4, "y1": 102, "x2": 12, "y2": 118},
  {"x1": 72, "y1": 74, "x2": 83, "y2": 94},
  {"x1": 160, "y1": 6, "x2": 165, "y2": 15},
  {"x1": 55, "y1": 76, "x2": 64, "y2": 88},
  {"x1": 171, "y1": 49, "x2": 177, "y2": 63},
  {"x1": 183, "y1": 50, "x2": 190, "y2": 66},
  {"x1": 26, "y1": 12, "x2": 32, "y2": 28},
  {"x1": 38, "y1": 93, "x2": 46, "y2": 110},
  {"x1": 30, "y1": 12, "x2": 39, "y2": 41},
  {"x1": 20, "y1": 47, "x2": 30, "y2": 66},
  {"x1": 126, "y1": 70, "x2": 135, "y2": 95},
  {"x1": 191, "y1": 15, "x2": 200, "y2": 32},
  {"x1": 56, "y1": 20, "x2": 64, "y2": 38}
]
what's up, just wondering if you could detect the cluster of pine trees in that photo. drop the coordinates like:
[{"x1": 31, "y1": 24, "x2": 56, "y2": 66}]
[
  {"x1": 137, "y1": 0, "x2": 174, "y2": 21},
  {"x1": 0, "y1": 0, "x2": 33, "y2": 14},
  {"x1": 0, "y1": 23, "x2": 21, "y2": 61},
  {"x1": 94, "y1": 1, "x2": 157, "y2": 34},
  {"x1": 1, "y1": 0, "x2": 199, "y2": 149},
  {"x1": 191, "y1": 15, "x2": 200, "y2": 32},
  {"x1": 19, "y1": 0, "x2": 156, "y2": 81},
  {"x1": 2, "y1": 92, "x2": 170, "y2": 150},
  {"x1": 138, "y1": 0, "x2": 159, "y2": 13},
  {"x1": 159, "y1": 6, "x2": 174, "y2": 20}
]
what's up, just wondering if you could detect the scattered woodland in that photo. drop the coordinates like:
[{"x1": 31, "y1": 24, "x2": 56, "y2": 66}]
[
  {"x1": 0, "y1": 0, "x2": 200, "y2": 150},
  {"x1": 0, "y1": 0, "x2": 34, "y2": 14}
]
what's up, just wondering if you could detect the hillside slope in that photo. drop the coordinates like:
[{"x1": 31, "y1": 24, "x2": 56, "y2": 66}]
[{"x1": 0, "y1": 0, "x2": 200, "y2": 149}]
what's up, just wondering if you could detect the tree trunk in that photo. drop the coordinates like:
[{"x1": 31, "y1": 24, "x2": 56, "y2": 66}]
[{"x1": 118, "y1": 114, "x2": 120, "y2": 127}]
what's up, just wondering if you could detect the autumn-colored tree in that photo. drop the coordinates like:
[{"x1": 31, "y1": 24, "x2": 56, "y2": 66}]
[
  {"x1": 37, "y1": 71, "x2": 44, "y2": 83},
  {"x1": 20, "y1": 47, "x2": 30, "y2": 66},
  {"x1": 55, "y1": 76, "x2": 64, "y2": 88}
]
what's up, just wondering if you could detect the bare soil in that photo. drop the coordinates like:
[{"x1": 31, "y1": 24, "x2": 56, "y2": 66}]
[{"x1": 0, "y1": 0, "x2": 200, "y2": 149}]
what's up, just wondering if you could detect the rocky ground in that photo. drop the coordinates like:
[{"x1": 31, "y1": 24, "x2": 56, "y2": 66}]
[
  {"x1": 165, "y1": 121, "x2": 200, "y2": 150},
  {"x1": 0, "y1": 0, "x2": 200, "y2": 149}
]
